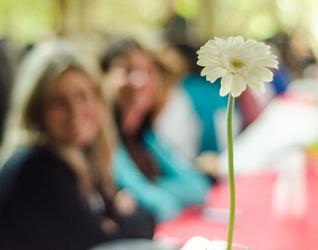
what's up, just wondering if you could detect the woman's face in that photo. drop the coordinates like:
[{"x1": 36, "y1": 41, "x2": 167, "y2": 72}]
[
  {"x1": 42, "y1": 69, "x2": 103, "y2": 148},
  {"x1": 105, "y1": 49, "x2": 159, "y2": 134},
  {"x1": 109, "y1": 48, "x2": 159, "y2": 117}
]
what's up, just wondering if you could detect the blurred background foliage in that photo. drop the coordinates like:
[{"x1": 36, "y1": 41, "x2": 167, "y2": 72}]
[
  {"x1": 0, "y1": 0, "x2": 318, "y2": 147},
  {"x1": 1, "y1": 0, "x2": 318, "y2": 55}
]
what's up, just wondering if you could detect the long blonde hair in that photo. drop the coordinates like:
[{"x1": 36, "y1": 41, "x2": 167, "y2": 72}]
[{"x1": 1, "y1": 40, "x2": 117, "y2": 200}]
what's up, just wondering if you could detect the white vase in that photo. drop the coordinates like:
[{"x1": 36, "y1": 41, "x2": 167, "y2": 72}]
[{"x1": 181, "y1": 236, "x2": 250, "y2": 250}]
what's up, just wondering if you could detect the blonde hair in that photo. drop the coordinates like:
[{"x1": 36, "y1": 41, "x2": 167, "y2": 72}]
[{"x1": 1, "y1": 39, "x2": 117, "y2": 199}]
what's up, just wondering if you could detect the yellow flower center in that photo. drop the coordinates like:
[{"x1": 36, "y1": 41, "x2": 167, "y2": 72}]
[{"x1": 230, "y1": 59, "x2": 244, "y2": 69}]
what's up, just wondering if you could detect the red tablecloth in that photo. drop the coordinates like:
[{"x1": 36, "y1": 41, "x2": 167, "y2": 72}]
[{"x1": 155, "y1": 167, "x2": 318, "y2": 250}]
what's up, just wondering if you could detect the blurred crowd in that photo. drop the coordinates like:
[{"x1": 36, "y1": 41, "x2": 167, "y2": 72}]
[{"x1": 0, "y1": 19, "x2": 317, "y2": 249}]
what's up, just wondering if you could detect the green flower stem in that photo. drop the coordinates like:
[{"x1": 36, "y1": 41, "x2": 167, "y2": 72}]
[{"x1": 226, "y1": 95, "x2": 235, "y2": 250}]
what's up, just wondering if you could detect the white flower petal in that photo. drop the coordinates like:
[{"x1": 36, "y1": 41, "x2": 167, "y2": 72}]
[
  {"x1": 241, "y1": 72, "x2": 267, "y2": 92},
  {"x1": 252, "y1": 67, "x2": 274, "y2": 82},
  {"x1": 197, "y1": 36, "x2": 278, "y2": 97},
  {"x1": 245, "y1": 77, "x2": 265, "y2": 92},
  {"x1": 234, "y1": 36, "x2": 245, "y2": 45},
  {"x1": 233, "y1": 74, "x2": 247, "y2": 91},
  {"x1": 197, "y1": 59, "x2": 211, "y2": 66},
  {"x1": 242, "y1": 71, "x2": 263, "y2": 83},
  {"x1": 205, "y1": 67, "x2": 227, "y2": 83},
  {"x1": 220, "y1": 73, "x2": 234, "y2": 96},
  {"x1": 231, "y1": 81, "x2": 243, "y2": 97},
  {"x1": 214, "y1": 37, "x2": 227, "y2": 48},
  {"x1": 254, "y1": 57, "x2": 279, "y2": 68},
  {"x1": 247, "y1": 81, "x2": 266, "y2": 93},
  {"x1": 258, "y1": 83, "x2": 266, "y2": 93},
  {"x1": 223, "y1": 73, "x2": 243, "y2": 97},
  {"x1": 201, "y1": 64, "x2": 217, "y2": 75}
]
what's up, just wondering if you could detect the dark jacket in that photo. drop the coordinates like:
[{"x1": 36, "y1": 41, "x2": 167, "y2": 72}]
[{"x1": 0, "y1": 146, "x2": 154, "y2": 250}]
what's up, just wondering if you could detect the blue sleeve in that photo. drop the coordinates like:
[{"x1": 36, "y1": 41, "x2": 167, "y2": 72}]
[
  {"x1": 112, "y1": 132, "x2": 211, "y2": 223},
  {"x1": 145, "y1": 131, "x2": 211, "y2": 206},
  {"x1": 112, "y1": 145, "x2": 184, "y2": 222}
]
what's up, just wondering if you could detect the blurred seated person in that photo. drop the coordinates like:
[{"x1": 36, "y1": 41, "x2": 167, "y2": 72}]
[
  {"x1": 0, "y1": 43, "x2": 174, "y2": 250},
  {"x1": 266, "y1": 33, "x2": 292, "y2": 95},
  {"x1": 154, "y1": 42, "x2": 280, "y2": 159},
  {"x1": 153, "y1": 43, "x2": 246, "y2": 178},
  {"x1": 154, "y1": 44, "x2": 232, "y2": 154},
  {"x1": 0, "y1": 39, "x2": 13, "y2": 145},
  {"x1": 100, "y1": 38, "x2": 211, "y2": 223}
]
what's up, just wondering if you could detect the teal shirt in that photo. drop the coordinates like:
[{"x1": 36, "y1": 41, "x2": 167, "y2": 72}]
[
  {"x1": 182, "y1": 74, "x2": 242, "y2": 153},
  {"x1": 112, "y1": 130, "x2": 210, "y2": 222},
  {"x1": 182, "y1": 74, "x2": 228, "y2": 153}
]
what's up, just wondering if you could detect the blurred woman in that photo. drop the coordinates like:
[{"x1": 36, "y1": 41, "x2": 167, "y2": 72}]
[
  {"x1": 0, "y1": 41, "x2": 171, "y2": 250},
  {"x1": 0, "y1": 39, "x2": 13, "y2": 145},
  {"x1": 100, "y1": 39, "x2": 211, "y2": 223}
]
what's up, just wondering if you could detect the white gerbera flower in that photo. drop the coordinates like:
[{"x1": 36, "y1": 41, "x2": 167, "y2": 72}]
[{"x1": 197, "y1": 36, "x2": 279, "y2": 97}]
